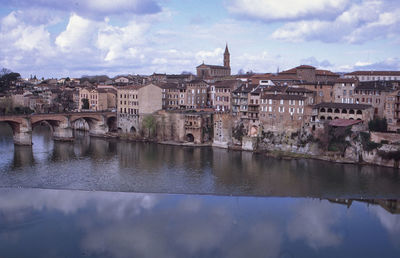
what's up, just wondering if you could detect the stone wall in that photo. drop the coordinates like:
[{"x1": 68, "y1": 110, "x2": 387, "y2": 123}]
[
  {"x1": 117, "y1": 114, "x2": 140, "y2": 133},
  {"x1": 370, "y1": 132, "x2": 400, "y2": 144}
]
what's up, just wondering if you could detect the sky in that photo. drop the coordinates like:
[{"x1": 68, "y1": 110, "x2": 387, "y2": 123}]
[{"x1": 0, "y1": 0, "x2": 399, "y2": 78}]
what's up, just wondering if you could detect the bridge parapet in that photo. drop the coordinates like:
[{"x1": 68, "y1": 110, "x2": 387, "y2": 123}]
[{"x1": 0, "y1": 111, "x2": 117, "y2": 145}]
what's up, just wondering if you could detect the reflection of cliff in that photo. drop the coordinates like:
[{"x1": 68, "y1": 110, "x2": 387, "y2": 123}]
[{"x1": 212, "y1": 149, "x2": 400, "y2": 197}]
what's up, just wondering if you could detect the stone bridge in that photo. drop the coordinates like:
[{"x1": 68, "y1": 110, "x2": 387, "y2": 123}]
[{"x1": 0, "y1": 112, "x2": 117, "y2": 145}]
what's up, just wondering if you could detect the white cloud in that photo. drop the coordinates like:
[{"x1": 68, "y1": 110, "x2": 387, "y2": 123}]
[
  {"x1": 56, "y1": 14, "x2": 101, "y2": 52},
  {"x1": 0, "y1": 0, "x2": 162, "y2": 19},
  {"x1": 271, "y1": 0, "x2": 400, "y2": 43},
  {"x1": 228, "y1": 0, "x2": 349, "y2": 21},
  {"x1": 97, "y1": 21, "x2": 149, "y2": 62},
  {"x1": 0, "y1": 11, "x2": 54, "y2": 70},
  {"x1": 337, "y1": 58, "x2": 400, "y2": 72},
  {"x1": 195, "y1": 48, "x2": 224, "y2": 64},
  {"x1": 287, "y1": 200, "x2": 343, "y2": 249}
]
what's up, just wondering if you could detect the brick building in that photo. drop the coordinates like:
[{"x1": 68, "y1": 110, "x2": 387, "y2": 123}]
[{"x1": 259, "y1": 94, "x2": 308, "y2": 133}]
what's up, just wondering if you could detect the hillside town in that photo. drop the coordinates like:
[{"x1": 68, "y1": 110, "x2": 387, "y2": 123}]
[{"x1": 1, "y1": 45, "x2": 400, "y2": 167}]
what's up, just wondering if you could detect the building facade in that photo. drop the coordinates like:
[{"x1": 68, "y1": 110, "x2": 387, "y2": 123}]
[{"x1": 344, "y1": 71, "x2": 400, "y2": 82}]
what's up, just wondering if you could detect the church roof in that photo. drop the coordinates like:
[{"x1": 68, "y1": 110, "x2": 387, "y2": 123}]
[{"x1": 196, "y1": 63, "x2": 230, "y2": 69}]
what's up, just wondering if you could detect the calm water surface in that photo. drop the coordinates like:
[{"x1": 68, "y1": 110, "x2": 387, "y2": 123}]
[
  {"x1": 0, "y1": 187, "x2": 399, "y2": 258},
  {"x1": 0, "y1": 123, "x2": 399, "y2": 198},
  {"x1": 1, "y1": 123, "x2": 400, "y2": 257}
]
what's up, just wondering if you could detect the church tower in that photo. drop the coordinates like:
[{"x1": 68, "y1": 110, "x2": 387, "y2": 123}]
[{"x1": 224, "y1": 43, "x2": 230, "y2": 68}]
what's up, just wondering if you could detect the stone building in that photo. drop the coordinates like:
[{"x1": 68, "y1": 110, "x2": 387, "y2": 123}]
[
  {"x1": 210, "y1": 79, "x2": 240, "y2": 112},
  {"x1": 301, "y1": 82, "x2": 335, "y2": 104},
  {"x1": 78, "y1": 87, "x2": 112, "y2": 111},
  {"x1": 153, "y1": 110, "x2": 213, "y2": 144},
  {"x1": 259, "y1": 94, "x2": 308, "y2": 133},
  {"x1": 333, "y1": 78, "x2": 358, "y2": 104},
  {"x1": 114, "y1": 76, "x2": 130, "y2": 84},
  {"x1": 344, "y1": 71, "x2": 400, "y2": 82},
  {"x1": 117, "y1": 83, "x2": 162, "y2": 133},
  {"x1": 231, "y1": 83, "x2": 257, "y2": 117},
  {"x1": 312, "y1": 103, "x2": 374, "y2": 122},
  {"x1": 354, "y1": 81, "x2": 395, "y2": 118},
  {"x1": 196, "y1": 44, "x2": 231, "y2": 79},
  {"x1": 385, "y1": 90, "x2": 400, "y2": 132},
  {"x1": 185, "y1": 80, "x2": 210, "y2": 109},
  {"x1": 159, "y1": 82, "x2": 181, "y2": 110}
]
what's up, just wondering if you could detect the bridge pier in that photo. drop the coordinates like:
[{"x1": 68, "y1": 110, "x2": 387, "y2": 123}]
[
  {"x1": 89, "y1": 120, "x2": 109, "y2": 137},
  {"x1": 53, "y1": 127, "x2": 74, "y2": 142},
  {"x1": 13, "y1": 131, "x2": 32, "y2": 146},
  {"x1": 13, "y1": 118, "x2": 33, "y2": 146}
]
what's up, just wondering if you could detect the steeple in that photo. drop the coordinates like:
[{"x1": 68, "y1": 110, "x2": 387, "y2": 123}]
[{"x1": 224, "y1": 43, "x2": 230, "y2": 68}]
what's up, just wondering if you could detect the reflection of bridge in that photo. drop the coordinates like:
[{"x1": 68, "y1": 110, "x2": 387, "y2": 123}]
[{"x1": 0, "y1": 112, "x2": 117, "y2": 145}]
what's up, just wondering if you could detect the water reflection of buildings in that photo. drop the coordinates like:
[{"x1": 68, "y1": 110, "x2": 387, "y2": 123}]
[
  {"x1": 13, "y1": 146, "x2": 35, "y2": 167},
  {"x1": 328, "y1": 199, "x2": 400, "y2": 214}
]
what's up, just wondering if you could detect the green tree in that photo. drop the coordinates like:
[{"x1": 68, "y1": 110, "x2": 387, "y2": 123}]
[
  {"x1": 0, "y1": 68, "x2": 21, "y2": 92},
  {"x1": 142, "y1": 115, "x2": 157, "y2": 138},
  {"x1": 368, "y1": 117, "x2": 387, "y2": 132},
  {"x1": 82, "y1": 98, "x2": 89, "y2": 109}
]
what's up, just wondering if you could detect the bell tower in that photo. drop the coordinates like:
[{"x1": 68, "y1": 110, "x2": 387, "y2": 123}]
[{"x1": 224, "y1": 43, "x2": 230, "y2": 68}]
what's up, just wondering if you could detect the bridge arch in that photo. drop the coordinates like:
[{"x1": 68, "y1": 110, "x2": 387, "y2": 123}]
[
  {"x1": 32, "y1": 120, "x2": 59, "y2": 133},
  {"x1": 70, "y1": 116, "x2": 100, "y2": 131}
]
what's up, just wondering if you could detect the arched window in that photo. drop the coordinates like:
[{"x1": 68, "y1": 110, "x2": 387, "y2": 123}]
[
  {"x1": 327, "y1": 108, "x2": 333, "y2": 113},
  {"x1": 334, "y1": 109, "x2": 340, "y2": 113},
  {"x1": 349, "y1": 109, "x2": 355, "y2": 114},
  {"x1": 341, "y1": 109, "x2": 348, "y2": 114},
  {"x1": 356, "y1": 110, "x2": 362, "y2": 114}
]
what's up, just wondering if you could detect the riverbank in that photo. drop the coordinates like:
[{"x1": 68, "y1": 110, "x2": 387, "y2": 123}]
[{"x1": 77, "y1": 130, "x2": 400, "y2": 169}]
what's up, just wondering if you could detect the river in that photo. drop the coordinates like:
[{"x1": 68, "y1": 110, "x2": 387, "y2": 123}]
[{"x1": 0, "y1": 123, "x2": 399, "y2": 257}]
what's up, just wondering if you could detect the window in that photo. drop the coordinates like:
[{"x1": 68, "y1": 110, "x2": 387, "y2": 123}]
[
  {"x1": 269, "y1": 99, "x2": 272, "y2": 105},
  {"x1": 280, "y1": 99, "x2": 284, "y2": 105},
  {"x1": 268, "y1": 106, "x2": 272, "y2": 112}
]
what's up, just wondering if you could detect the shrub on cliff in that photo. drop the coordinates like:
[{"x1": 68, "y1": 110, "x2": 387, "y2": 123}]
[
  {"x1": 318, "y1": 123, "x2": 351, "y2": 153},
  {"x1": 360, "y1": 132, "x2": 382, "y2": 152}
]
